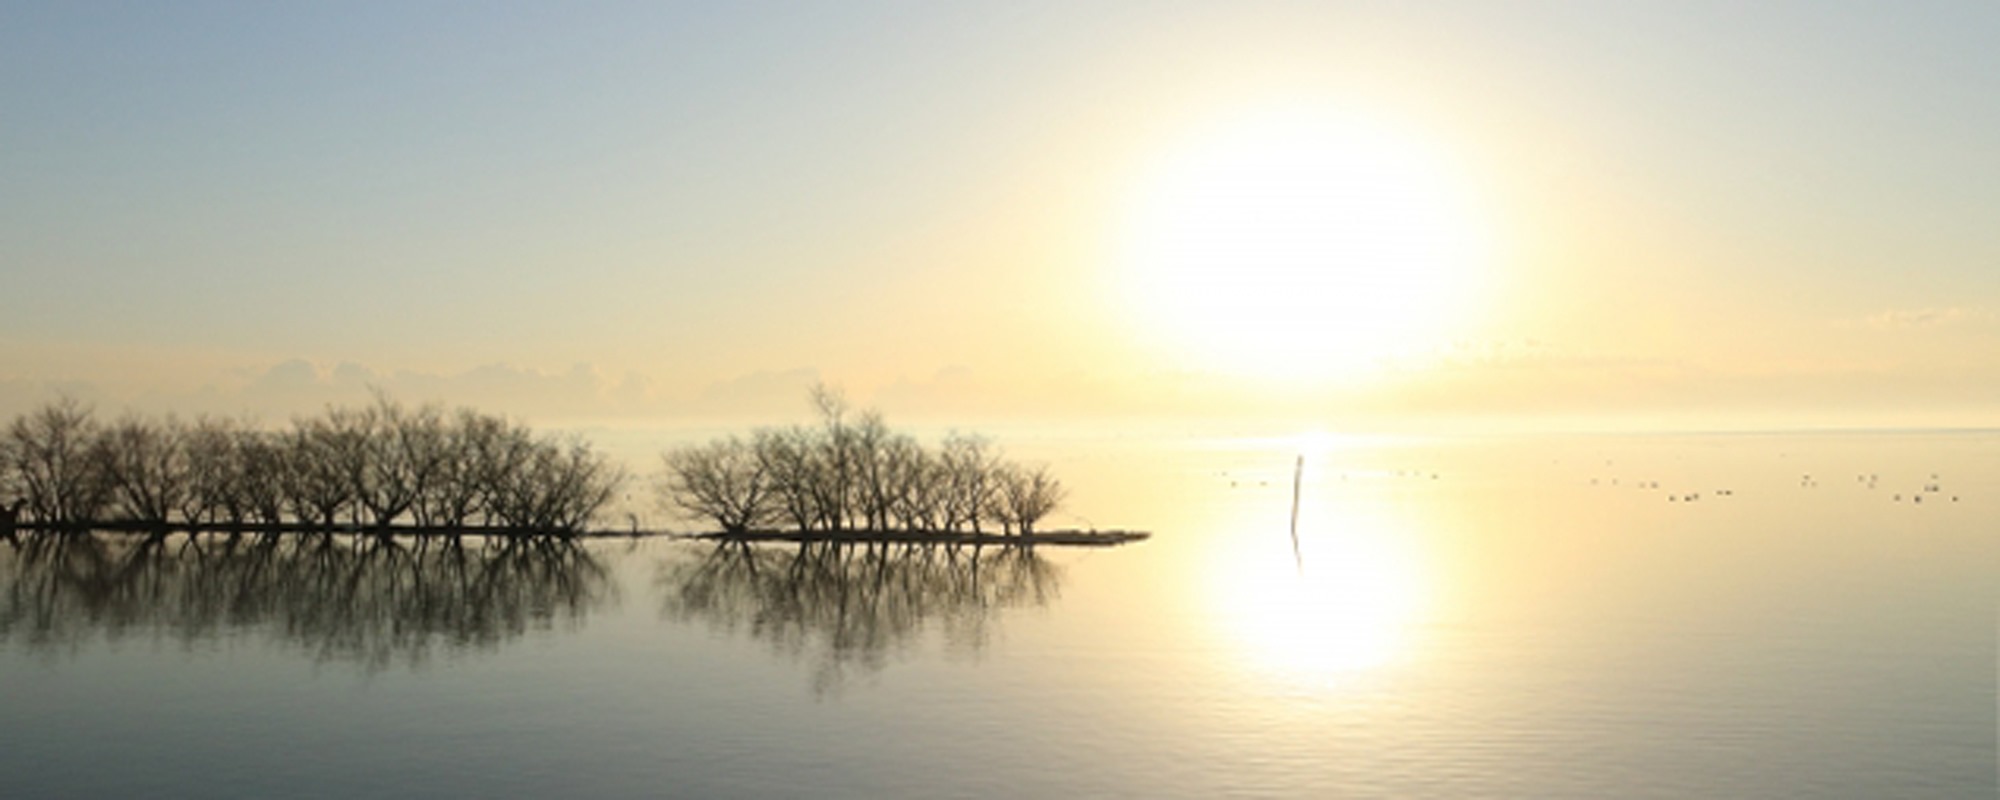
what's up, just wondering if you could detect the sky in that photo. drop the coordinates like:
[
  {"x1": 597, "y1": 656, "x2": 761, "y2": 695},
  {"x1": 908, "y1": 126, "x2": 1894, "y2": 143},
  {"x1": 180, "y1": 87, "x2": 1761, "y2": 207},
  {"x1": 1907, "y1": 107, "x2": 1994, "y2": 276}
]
[{"x1": 4, "y1": 2, "x2": 1997, "y2": 431}]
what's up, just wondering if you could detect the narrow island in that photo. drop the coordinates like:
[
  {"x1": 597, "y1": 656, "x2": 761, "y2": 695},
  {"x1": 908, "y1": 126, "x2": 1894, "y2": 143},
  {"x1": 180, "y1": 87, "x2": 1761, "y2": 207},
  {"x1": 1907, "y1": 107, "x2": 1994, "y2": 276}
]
[
  {"x1": 0, "y1": 387, "x2": 1146, "y2": 547},
  {"x1": 657, "y1": 386, "x2": 1145, "y2": 547}
]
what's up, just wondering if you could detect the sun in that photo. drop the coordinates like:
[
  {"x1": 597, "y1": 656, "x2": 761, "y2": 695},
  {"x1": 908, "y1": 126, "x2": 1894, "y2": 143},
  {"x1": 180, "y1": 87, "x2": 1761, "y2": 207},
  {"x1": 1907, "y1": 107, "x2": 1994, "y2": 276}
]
[{"x1": 1120, "y1": 106, "x2": 1488, "y2": 383}]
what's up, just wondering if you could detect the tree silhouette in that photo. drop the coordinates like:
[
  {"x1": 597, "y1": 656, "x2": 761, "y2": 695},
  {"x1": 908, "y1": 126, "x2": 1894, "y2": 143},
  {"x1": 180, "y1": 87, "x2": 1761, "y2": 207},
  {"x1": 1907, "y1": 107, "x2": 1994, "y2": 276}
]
[
  {"x1": 0, "y1": 394, "x2": 625, "y2": 534},
  {"x1": 655, "y1": 386, "x2": 1065, "y2": 537}
]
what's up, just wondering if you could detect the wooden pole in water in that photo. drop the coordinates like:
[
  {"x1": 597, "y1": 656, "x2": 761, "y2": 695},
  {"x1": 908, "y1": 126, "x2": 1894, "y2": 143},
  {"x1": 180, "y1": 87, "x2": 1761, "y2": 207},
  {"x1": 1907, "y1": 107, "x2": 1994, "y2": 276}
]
[{"x1": 1289, "y1": 454, "x2": 1304, "y2": 571}]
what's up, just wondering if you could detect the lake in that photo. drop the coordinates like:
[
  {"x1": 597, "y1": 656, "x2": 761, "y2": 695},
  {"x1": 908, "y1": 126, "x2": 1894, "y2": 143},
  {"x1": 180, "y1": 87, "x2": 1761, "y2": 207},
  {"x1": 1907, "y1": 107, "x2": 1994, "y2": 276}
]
[{"x1": 2, "y1": 429, "x2": 1992, "y2": 798}]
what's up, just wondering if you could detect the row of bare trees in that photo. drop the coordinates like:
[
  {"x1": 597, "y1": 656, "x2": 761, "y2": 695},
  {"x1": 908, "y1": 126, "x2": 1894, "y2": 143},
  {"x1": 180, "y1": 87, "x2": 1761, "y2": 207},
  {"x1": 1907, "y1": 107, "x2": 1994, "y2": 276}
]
[
  {"x1": 657, "y1": 387, "x2": 1066, "y2": 536},
  {"x1": 0, "y1": 395, "x2": 625, "y2": 532}
]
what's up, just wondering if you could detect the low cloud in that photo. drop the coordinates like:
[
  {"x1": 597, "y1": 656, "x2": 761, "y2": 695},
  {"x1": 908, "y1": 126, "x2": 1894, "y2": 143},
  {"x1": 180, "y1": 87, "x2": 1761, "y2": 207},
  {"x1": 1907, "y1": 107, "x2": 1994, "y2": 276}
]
[
  {"x1": 4, "y1": 344, "x2": 1995, "y2": 434},
  {"x1": 692, "y1": 368, "x2": 824, "y2": 417},
  {"x1": 196, "y1": 360, "x2": 640, "y2": 423},
  {"x1": 873, "y1": 366, "x2": 986, "y2": 415},
  {"x1": 1862, "y1": 307, "x2": 1984, "y2": 329}
]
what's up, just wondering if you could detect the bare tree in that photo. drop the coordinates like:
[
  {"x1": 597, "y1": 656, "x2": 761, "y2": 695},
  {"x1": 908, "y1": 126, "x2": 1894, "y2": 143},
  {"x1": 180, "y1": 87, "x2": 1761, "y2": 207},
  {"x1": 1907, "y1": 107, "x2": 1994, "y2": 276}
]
[
  {"x1": 940, "y1": 433, "x2": 999, "y2": 534},
  {"x1": 281, "y1": 416, "x2": 359, "y2": 526},
  {"x1": 991, "y1": 463, "x2": 1066, "y2": 536},
  {"x1": 808, "y1": 384, "x2": 857, "y2": 532},
  {"x1": 95, "y1": 414, "x2": 189, "y2": 524},
  {"x1": 180, "y1": 416, "x2": 240, "y2": 525},
  {"x1": 544, "y1": 438, "x2": 620, "y2": 532},
  {"x1": 2, "y1": 397, "x2": 111, "y2": 525},
  {"x1": 354, "y1": 394, "x2": 450, "y2": 527},
  {"x1": 413, "y1": 409, "x2": 504, "y2": 526},
  {"x1": 882, "y1": 435, "x2": 940, "y2": 531},
  {"x1": 540, "y1": 438, "x2": 625, "y2": 531},
  {"x1": 231, "y1": 429, "x2": 289, "y2": 524},
  {"x1": 754, "y1": 426, "x2": 820, "y2": 532},
  {"x1": 487, "y1": 434, "x2": 624, "y2": 531},
  {"x1": 658, "y1": 436, "x2": 776, "y2": 532},
  {"x1": 472, "y1": 422, "x2": 539, "y2": 527},
  {"x1": 849, "y1": 411, "x2": 901, "y2": 531}
]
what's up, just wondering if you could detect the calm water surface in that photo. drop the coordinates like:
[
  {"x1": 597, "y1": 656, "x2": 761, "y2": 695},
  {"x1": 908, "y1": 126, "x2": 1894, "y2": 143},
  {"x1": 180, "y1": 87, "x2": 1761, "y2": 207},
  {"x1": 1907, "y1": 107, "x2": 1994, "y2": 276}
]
[{"x1": 2, "y1": 430, "x2": 1993, "y2": 798}]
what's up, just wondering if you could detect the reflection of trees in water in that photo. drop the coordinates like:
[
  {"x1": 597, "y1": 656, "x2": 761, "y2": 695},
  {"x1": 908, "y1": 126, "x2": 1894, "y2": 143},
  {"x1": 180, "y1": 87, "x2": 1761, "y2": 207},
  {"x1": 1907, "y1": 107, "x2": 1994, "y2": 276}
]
[
  {"x1": 659, "y1": 542, "x2": 1061, "y2": 695},
  {"x1": 0, "y1": 532, "x2": 611, "y2": 669}
]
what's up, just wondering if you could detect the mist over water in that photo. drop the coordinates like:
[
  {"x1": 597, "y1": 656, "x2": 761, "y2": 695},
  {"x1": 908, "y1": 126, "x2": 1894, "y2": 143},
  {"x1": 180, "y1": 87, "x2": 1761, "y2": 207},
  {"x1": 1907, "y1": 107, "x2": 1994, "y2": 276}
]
[{"x1": 2, "y1": 426, "x2": 1992, "y2": 798}]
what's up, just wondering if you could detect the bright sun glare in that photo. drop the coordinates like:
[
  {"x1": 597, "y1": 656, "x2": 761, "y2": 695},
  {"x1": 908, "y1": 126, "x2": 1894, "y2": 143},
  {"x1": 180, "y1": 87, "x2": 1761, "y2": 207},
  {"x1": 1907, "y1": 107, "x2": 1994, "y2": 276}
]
[
  {"x1": 1208, "y1": 500, "x2": 1427, "y2": 684},
  {"x1": 1123, "y1": 106, "x2": 1487, "y2": 383}
]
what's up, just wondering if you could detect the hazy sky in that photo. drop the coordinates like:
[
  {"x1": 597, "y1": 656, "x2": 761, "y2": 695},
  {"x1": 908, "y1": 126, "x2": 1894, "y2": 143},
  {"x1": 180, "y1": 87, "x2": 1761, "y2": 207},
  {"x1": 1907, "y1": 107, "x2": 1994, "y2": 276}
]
[{"x1": 5, "y1": 2, "x2": 1996, "y2": 429}]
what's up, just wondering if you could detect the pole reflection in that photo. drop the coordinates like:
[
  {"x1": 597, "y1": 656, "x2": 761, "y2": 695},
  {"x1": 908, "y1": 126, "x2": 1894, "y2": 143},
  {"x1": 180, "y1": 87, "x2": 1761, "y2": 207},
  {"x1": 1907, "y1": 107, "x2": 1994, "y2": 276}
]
[
  {"x1": 658, "y1": 542, "x2": 1061, "y2": 696},
  {"x1": 0, "y1": 532, "x2": 612, "y2": 669}
]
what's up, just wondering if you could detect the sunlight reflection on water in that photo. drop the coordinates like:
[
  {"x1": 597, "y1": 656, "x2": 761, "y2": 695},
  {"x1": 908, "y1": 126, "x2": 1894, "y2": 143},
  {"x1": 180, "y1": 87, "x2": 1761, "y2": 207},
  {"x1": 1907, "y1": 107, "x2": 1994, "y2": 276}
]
[
  {"x1": 1205, "y1": 500, "x2": 1428, "y2": 685},
  {"x1": 1, "y1": 428, "x2": 1993, "y2": 798}
]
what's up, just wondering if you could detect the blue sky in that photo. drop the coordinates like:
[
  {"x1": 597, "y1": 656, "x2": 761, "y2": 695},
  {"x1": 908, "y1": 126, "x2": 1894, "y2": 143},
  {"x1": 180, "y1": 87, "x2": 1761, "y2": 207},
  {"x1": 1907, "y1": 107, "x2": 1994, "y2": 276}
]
[{"x1": 4, "y1": 2, "x2": 1997, "y2": 427}]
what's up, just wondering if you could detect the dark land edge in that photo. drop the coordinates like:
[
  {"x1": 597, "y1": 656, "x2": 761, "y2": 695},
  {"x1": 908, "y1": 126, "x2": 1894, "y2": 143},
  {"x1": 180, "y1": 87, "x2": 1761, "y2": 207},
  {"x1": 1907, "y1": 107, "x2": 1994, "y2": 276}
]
[{"x1": 5, "y1": 522, "x2": 1150, "y2": 546}]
